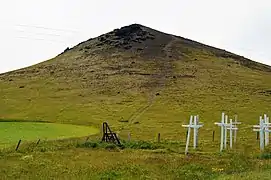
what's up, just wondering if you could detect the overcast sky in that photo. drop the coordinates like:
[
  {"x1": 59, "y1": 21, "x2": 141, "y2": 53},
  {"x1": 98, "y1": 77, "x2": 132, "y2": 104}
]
[{"x1": 0, "y1": 0, "x2": 270, "y2": 73}]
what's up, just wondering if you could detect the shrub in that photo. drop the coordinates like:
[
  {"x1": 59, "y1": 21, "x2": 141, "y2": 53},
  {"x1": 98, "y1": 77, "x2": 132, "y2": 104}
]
[
  {"x1": 259, "y1": 152, "x2": 271, "y2": 159},
  {"x1": 123, "y1": 141, "x2": 160, "y2": 150},
  {"x1": 77, "y1": 140, "x2": 162, "y2": 151},
  {"x1": 77, "y1": 142, "x2": 98, "y2": 148}
]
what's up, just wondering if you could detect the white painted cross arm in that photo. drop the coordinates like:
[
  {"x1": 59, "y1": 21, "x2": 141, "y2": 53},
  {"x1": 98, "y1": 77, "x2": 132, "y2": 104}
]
[
  {"x1": 254, "y1": 122, "x2": 271, "y2": 126},
  {"x1": 214, "y1": 122, "x2": 231, "y2": 127},
  {"x1": 253, "y1": 124, "x2": 271, "y2": 128},
  {"x1": 214, "y1": 122, "x2": 224, "y2": 126},
  {"x1": 182, "y1": 124, "x2": 203, "y2": 128},
  {"x1": 253, "y1": 129, "x2": 271, "y2": 133}
]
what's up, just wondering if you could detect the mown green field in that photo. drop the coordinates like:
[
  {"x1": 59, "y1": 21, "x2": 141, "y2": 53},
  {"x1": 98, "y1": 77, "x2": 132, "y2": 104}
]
[{"x1": 0, "y1": 122, "x2": 98, "y2": 148}]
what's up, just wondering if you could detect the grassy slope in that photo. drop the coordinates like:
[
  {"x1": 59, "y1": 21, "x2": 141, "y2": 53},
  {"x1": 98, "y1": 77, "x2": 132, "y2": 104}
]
[
  {"x1": 1, "y1": 48, "x2": 270, "y2": 140},
  {"x1": 0, "y1": 25, "x2": 271, "y2": 179}
]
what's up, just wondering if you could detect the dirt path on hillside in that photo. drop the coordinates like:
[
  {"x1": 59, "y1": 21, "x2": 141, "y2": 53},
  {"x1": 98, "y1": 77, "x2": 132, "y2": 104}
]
[{"x1": 127, "y1": 36, "x2": 178, "y2": 124}]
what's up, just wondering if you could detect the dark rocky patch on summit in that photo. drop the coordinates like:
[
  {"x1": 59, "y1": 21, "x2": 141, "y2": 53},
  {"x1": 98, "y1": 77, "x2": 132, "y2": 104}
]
[
  {"x1": 96, "y1": 24, "x2": 155, "y2": 50},
  {"x1": 72, "y1": 24, "x2": 174, "y2": 58}
]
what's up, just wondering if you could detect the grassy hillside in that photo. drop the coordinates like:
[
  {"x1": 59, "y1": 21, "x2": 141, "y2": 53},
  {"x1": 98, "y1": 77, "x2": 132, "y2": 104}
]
[{"x1": 0, "y1": 24, "x2": 271, "y2": 179}]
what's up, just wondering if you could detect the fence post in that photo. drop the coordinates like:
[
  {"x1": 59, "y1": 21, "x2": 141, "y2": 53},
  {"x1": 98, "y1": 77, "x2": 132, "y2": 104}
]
[
  {"x1": 158, "y1": 133, "x2": 161, "y2": 143},
  {"x1": 36, "y1": 139, "x2": 40, "y2": 145},
  {"x1": 128, "y1": 132, "x2": 131, "y2": 142},
  {"x1": 85, "y1": 136, "x2": 89, "y2": 143},
  {"x1": 212, "y1": 130, "x2": 215, "y2": 142},
  {"x1": 16, "y1": 140, "x2": 22, "y2": 151}
]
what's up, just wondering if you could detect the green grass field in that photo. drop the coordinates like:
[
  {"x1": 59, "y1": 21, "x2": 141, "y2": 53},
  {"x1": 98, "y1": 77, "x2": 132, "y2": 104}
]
[{"x1": 0, "y1": 122, "x2": 98, "y2": 148}]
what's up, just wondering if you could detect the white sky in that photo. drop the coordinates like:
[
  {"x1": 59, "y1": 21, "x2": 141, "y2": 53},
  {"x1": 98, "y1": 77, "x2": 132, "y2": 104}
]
[{"x1": 0, "y1": 0, "x2": 270, "y2": 73}]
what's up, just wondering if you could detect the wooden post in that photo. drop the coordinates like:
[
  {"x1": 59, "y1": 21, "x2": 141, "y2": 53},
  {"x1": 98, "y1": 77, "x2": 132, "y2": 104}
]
[
  {"x1": 257, "y1": 132, "x2": 259, "y2": 140},
  {"x1": 36, "y1": 139, "x2": 40, "y2": 145},
  {"x1": 212, "y1": 130, "x2": 215, "y2": 142},
  {"x1": 128, "y1": 132, "x2": 131, "y2": 142},
  {"x1": 16, "y1": 140, "x2": 22, "y2": 151},
  {"x1": 85, "y1": 136, "x2": 89, "y2": 143},
  {"x1": 158, "y1": 133, "x2": 161, "y2": 143}
]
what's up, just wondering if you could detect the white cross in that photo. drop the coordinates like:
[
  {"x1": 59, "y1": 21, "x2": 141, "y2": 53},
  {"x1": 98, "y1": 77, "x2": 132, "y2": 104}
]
[
  {"x1": 182, "y1": 115, "x2": 204, "y2": 155},
  {"x1": 215, "y1": 113, "x2": 238, "y2": 151},
  {"x1": 226, "y1": 119, "x2": 238, "y2": 149},
  {"x1": 215, "y1": 113, "x2": 227, "y2": 152},
  {"x1": 253, "y1": 114, "x2": 271, "y2": 151},
  {"x1": 232, "y1": 115, "x2": 241, "y2": 144},
  {"x1": 264, "y1": 114, "x2": 270, "y2": 146},
  {"x1": 224, "y1": 115, "x2": 229, "y2": 149},
  {"x1": 194, "y1": 115, "x2": 203, "y2": 149}
]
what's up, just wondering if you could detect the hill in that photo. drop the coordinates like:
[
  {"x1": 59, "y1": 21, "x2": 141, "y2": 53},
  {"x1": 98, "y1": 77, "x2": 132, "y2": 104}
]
[
  {"x1": 1, "y1": 23, "x2": 271, "y2": 179},
  {"x1": 1, "y1": 24, "x2": 270, "y2": 129}
]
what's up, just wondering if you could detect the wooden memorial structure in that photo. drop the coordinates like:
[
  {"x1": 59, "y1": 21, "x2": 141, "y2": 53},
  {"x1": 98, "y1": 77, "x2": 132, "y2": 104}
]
[{"x1": 101, "y1": 122, "x2": 121, "y2": 145}]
